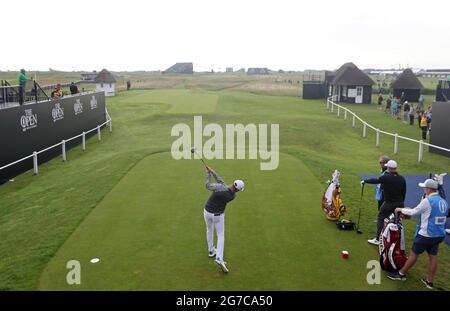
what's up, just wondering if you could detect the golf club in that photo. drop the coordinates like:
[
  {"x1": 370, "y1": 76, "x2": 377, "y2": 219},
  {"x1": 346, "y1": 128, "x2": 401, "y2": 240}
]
[
  {"x1": 356, "y1": 183, "x2": 365, "y2": 234},
  {"x1": 190, "y1": 147, "x2": 208, "y2": 169}
]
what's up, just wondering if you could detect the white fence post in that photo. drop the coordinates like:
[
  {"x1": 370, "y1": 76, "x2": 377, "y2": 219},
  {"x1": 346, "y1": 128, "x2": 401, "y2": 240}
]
[
  {"x1": 326, "y1": 99, "x2": 330, "y2": 110},
  {"x1": 109, "y1": 120, "x2": 112, "y2": 133},
  {"x1": 394, "y1": 134, "x2": 399, "y2": 154},
  {"x1": 33, "y1": 151, "x2": 38, "y2": 174},
  {"x1": 337, "y1": 106, "x2": 340, "y2": 117},
  {"x1": 82, "y1": 132, "x2": 86, "y2": 150},
  {"x1": 331, "y1": 103, "x2": 334, "y2": 113},
  {"x1": 97, "y1": 126, "x2": 101, "y2": 141},
  {"x1": 352, "y1": 115, "x2": 355, "y2": 127},
  {"x1": 344, "y1": 109, "x2": 347, "y2": 120},
  {"x1": 418, "y1": 140, "x2": 423, "y2": 162},
  {"x1": 363, "y1": 123, "x2": 367, "y2": 138},
  {"x1": 376, "y1": 129, "x2": 380, "y2": 147},
  {"x1": 62, "y1": 140, "x2": 66, "y2": 161}
]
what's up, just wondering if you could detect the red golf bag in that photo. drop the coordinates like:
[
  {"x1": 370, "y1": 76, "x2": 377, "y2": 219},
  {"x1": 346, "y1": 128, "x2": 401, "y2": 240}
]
[{"x1": 378, "y1": 214, "x2": 408, "y2": 272}]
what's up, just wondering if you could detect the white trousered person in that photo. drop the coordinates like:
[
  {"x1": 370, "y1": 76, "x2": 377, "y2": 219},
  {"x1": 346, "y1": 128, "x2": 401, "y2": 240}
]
[{"x1": 203, "y1": 166, "x2": 244, "y2": 273}]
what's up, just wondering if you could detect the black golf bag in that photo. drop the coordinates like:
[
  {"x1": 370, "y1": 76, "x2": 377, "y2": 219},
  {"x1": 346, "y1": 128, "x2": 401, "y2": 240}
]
[{"x1": 378, "y1": 214, "x2": 408, "y2": 272}]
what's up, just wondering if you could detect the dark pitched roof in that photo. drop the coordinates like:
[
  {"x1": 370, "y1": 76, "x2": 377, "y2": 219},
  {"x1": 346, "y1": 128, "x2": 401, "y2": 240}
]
[
  {"x1": 163, "y1": 63, "x2": 193, "y2": 74},
  {"x1": 392, "y1": 69, "x2": 424, "y2": 89},
  {"x1": 94, "y1": 69, "x2": 116, "y2": 83},
  {"x1": 330, "y1": 62, "x2": 374, "y2": 86}
]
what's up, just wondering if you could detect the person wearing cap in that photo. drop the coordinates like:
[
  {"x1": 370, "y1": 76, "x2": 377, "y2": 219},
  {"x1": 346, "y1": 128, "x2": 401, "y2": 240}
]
[
  {"x1": 387, "y1": 179, "x2": 449, "y2": 289},
  {"x1": 362, "y1": 160, "x2": 406, "y2": 245},
  {"x1": 203, "y1": 166, "x2": 244, "y2": 273},
  {"x1": 51, "y1": 83, "x2": 63, "y2": 98}
]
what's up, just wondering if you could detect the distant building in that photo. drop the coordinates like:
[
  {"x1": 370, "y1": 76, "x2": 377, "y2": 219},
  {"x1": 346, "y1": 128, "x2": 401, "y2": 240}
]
[
  {"x1": 80, "y1": 71, "x2": 98, "y2": 81},
  {"x1": 94, "y1": 69, "x2": 116, "y2": 96},
  {"x1": 226, "y1": 67, "x2": 233, "y2": 73},
  {"x1": 417, "y1": 69, "x2": 450, "y2": 78},
  {"x1": 391, "y1": 69, "x2": 424, "y2": 102},
  {"x1": 247, "y1": 68, "x2": 270, "y2": 75},
  {"x1": 162, "y1": 63, "x2": 193, "y2": 74},
  {"x1": 328, "y1": 63, "x2": 374, "y2": 104}
]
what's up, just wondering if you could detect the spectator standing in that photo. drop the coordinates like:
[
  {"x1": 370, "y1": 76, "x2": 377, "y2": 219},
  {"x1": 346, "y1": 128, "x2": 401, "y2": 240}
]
[
  {"x1": 419, "y1": 112, "x2": 429, "y2": 140},
  {"x1": 377, "y1": 94, "x2": 384, "y2": 110},
  {"x1": 69, "y1": 82, "x2": 79, "y2": 95},
  {"x1": 418, "y1": 95, "x2": 425, "y2": 111},
  {"x1": 127, "y1": 80, "x2": 131, "y2": 91},
  {"x1": 391, "y1": 97, "x2": 398, "y2": 118},
  {"x1": 409, "y1": 104, "x2": 415, "y2": 125},
  {"x1": 403, "y1": 101, "x2": 410, "y2": 124},
  {"x1": 17, "y1": 69, "x2": 32, "y2": 105},
  {"x1": 385, "y1": 96, "x2": 392, "y2": 114},
  {"x1": 426, "y1": 107, "x2": 432, "y2": 132}
]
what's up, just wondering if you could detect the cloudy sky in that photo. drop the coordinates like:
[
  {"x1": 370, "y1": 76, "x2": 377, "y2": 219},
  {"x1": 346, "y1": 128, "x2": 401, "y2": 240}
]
[{"x1": 2, "y1": 0, "x2": 449, "y2": 72}]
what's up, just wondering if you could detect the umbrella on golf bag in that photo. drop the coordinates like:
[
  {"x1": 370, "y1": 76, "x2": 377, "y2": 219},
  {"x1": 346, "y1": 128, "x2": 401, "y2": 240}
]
[
  {"x1": 322, "y1": 170, "x2": 346, "y2": 221},
  {"x1": 378, "y1": 214, "x2": 408, "y2": 272}
]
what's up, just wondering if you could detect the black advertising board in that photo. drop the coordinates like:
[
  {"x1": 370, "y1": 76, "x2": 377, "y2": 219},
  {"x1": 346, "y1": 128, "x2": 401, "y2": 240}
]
[
  {"x1": 0, "y1": 91, "x2": 106, "y2": 180},
  {"x1": 429, "y1": 101, "x2": 450, "y2": 157}
]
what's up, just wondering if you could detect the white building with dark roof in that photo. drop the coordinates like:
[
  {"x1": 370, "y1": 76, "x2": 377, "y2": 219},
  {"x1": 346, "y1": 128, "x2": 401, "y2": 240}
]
[{"x1": 94, "y1": 69, "x2": 116, "y2": 96}]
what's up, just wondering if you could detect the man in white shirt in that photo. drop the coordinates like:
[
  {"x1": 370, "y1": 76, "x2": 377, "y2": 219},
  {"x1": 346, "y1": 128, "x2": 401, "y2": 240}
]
[{"x1": 387, "y1": 179, "x2": 448, "y2": 289}]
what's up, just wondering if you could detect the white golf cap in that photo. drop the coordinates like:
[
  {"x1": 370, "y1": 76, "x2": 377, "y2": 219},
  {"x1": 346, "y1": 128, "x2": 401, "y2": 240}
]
[
  {"x1": 234, "y1": 180, "x2": 245, "y2": 191},
  {"x1": 418, "y1": 179, "x2": 439, "y2": 190},
  {"x1": 384, "y1": 160, "x2": 397, "y2": 169}
]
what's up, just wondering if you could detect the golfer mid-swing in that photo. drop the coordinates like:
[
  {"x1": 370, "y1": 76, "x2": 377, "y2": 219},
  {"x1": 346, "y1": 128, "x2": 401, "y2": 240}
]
[{"x1": 203, "y1": 166, "x2": 244, "y2": 273}]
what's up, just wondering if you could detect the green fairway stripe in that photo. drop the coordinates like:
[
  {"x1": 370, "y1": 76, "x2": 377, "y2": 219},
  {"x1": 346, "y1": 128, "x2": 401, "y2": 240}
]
[{"x1": 38, "y1": 152, "x2": 398, "y2": 290}]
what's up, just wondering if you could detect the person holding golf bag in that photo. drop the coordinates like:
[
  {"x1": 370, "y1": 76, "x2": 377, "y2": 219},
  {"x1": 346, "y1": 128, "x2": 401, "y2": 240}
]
[
  {"x1": 361, "y1": 160, "x2": 406, "y2": 245},
  {"x1": 203, "y1": 166, "x2": 244, "y2": 273},
  {"x1": 387, "y1": 179, "x2": 449, "y2": 289}
]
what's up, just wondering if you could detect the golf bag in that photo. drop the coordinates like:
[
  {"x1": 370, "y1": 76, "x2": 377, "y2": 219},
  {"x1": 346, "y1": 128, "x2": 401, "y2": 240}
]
[
  {"x1": 378, "y1": 214, "x2": 408, "y2": 272},
  {"x1": 336, "y1": 219, "x2": 355, "y2": 230},
  {"x1": 322, "y1": 170, "x2": 346, "y2": 221}
]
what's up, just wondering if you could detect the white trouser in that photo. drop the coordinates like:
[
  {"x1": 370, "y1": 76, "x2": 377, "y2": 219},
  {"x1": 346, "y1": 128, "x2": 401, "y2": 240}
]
[{"x1": 203, "y1": 209, "x2": 225, "y2": 261}]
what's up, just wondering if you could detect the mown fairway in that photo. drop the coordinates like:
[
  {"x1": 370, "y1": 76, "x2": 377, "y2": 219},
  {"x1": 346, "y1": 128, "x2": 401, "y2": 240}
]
[{"x1": 1, "y1": 80, "x2": 449, "y2": 290}]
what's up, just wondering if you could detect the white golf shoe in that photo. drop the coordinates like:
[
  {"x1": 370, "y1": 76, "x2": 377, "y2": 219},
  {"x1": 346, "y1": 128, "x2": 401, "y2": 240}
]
[
  {"x1": 215, "y1": 259, "x2": 229, "y2": 273},
  {"x1": 208, "y1": 249, "x2": 216, "y2": 258},
  {"x1": 368, "y1": 238, "x2": 379, "y2": 245}
]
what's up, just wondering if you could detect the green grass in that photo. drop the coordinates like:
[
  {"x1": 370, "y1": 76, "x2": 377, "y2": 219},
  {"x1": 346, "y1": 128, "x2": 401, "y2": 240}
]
[{"x1": 1, "y1": 84, "x2": 449, "y2": 290}]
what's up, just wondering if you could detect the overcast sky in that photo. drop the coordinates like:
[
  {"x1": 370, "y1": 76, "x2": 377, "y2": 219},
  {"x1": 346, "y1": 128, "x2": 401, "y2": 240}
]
[{"x1": 1, "y1": 0, "x2": 449, "y2": 72}]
